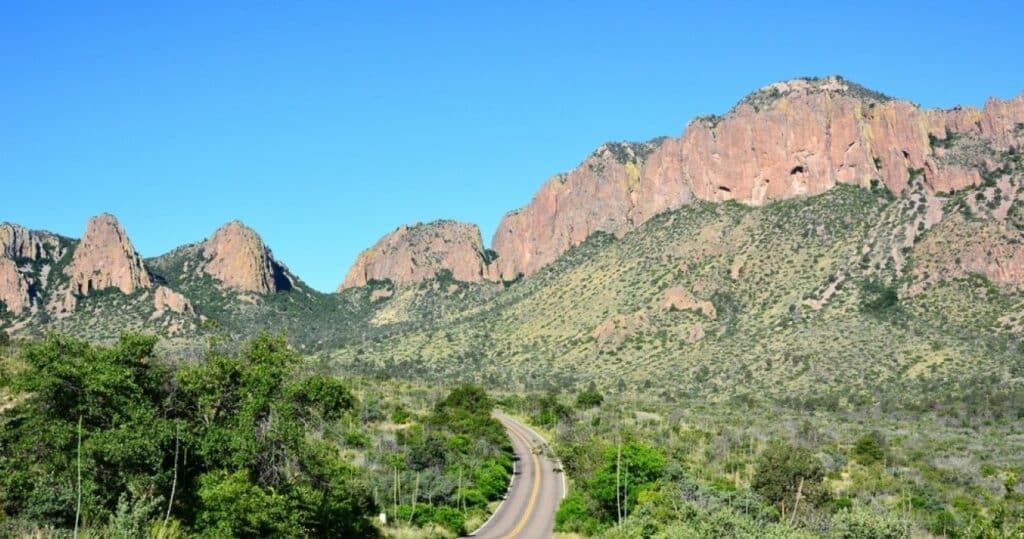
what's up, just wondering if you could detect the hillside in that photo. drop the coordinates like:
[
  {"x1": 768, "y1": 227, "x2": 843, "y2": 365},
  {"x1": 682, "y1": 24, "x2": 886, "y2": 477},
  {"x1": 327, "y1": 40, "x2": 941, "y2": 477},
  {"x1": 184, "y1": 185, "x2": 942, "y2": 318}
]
[
  {"x1": 0, "y1": 76, "x2": 1022, "y2": 408},
  {"x1": 334, "y1": 149, "x2": 1024, "y2": 407}
]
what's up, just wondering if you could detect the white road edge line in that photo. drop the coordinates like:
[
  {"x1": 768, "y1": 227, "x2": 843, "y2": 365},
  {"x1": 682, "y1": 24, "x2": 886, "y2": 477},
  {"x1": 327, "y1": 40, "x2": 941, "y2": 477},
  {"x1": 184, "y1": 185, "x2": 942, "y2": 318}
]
[
  {"x1": 466, "y1": 413, "x2": 519, "y2": 537},
  {"x1": 507, "y1": 417, "x2": 567, "y2": 500}
]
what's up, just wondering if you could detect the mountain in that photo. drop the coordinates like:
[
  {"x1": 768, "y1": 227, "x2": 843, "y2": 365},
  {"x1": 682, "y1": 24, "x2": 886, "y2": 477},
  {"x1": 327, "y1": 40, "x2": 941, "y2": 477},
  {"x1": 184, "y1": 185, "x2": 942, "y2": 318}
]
[
  {"x1": 200, "y1": 220, "x2": 293, "y2": 294},
  {"x1": 339, "y1": 220, "x2": 498, "y2": 290},
  {"x1": 492, "y1": 76, "x2": 1024, "y2": 280},
  {"x1": 62, "y1": 213, "x2": 153, "y2": 309},
  {"x1": 1, "y1": 76, "x2": 1022, "y2": 398}
]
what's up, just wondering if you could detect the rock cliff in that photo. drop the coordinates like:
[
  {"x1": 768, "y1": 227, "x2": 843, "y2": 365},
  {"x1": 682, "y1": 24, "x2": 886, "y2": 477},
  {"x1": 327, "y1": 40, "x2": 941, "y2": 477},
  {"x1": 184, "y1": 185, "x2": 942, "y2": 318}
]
[
  {"x1": 491, "y1": 76, "x2": 1024, "y2": 280},
  {"x1": 64, "y1": 214, "x2": 151, "y2": 297},
  {"x1": 340, "y1": 220, "x2": 495, "y2": 290},
  {"x1": 201, "y1": 221, "x2": 290, "y2": 294}
]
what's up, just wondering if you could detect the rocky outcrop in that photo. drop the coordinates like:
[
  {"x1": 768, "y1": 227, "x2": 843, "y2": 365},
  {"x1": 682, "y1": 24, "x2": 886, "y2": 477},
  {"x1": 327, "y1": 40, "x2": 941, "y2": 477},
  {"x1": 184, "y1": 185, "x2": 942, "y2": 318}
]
[
  {"x1": 201, "y1": 221, "x2": 289, "y2": 294},
  {"x1": 492, "y1": 76, "x2": 1024, "y2": 280},
  {"x1": 64, "y1": 214, "x2": 151, "y2": 297},
  {"x1": 491, "y1": 140, "x2": 691, "y2": 281},
  {"x1": 659, "y1": 287, "x2": 716, "y2": 319},
  {"x1": 0, "y1": 258, "x2": 30, "y2": 314},
  {"x1": 593, "y1": 312, "x2": 648, "y2": 350},
  {"x1": 340, "y1": 220, "x2": 495, "y2": 290},
  {"x1": 152, "y1": 286, "x2": 194, "y2": 317},
  {"x1": 0, "y1": 223, "x2": 63, "y2": 260}
]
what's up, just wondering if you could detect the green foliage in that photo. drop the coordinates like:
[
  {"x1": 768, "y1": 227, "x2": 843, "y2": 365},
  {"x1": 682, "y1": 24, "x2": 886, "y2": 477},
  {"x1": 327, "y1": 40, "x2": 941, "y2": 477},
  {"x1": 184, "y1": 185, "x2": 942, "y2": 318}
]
[
  {"x1": 428, "y1": 384, "x2": 507, "y2": 448},
  {"x1": 851, "y1": 431, "x2": 887, "y2": 466},
  {"x1": 555, "y1": 491, "x2": 602, "y2": 535},
  {"x1": 533, "y1": 391, "x2": 574, "y2": 427},
  {"x1": 752, "y1": 440, "x2": 827, "y2": 512},
  {"x1": 0, "y1": 333, "x2": 379, "y2": 537},
  {"x1": 0, "y1": 334, "x2": 173, "y2": 528},
  {"x1": 576, "y1": 383, "x2": 605, "y2": 409},
  {"x1": 573, "y1": 440, "x2": 667, "y2": 526},
  {"x1": 396, "y1": 503, "x2": 466, "y2": 534},
  {"x1": 195, "y1": 469, "x2": 300, "y2": 537},
  {"x1": 859, "y1": 279, "x2": 899, "y2": 313}
]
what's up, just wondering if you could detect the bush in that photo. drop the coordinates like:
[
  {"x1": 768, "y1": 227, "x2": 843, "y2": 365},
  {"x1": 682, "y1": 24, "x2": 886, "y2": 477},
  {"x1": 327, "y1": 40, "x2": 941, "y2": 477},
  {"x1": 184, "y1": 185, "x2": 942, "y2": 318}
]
[
  {"x1": 860, "y1": 279, "x2": 899, "y2": 313},
  {"x1": 589, "y1": 441, "x2": 667, "y2": 521},
  {"x1": 576, "y1": 387, "x2": 605, "y2": 409},
  {"x1": 851, "y1": 432, "x2": 887, "y2": 466},
  {"x1": 752, "y1": 440, "x2": 827, "y2": 513},
  {"x1": 555, "y1": 491, "x2": 602, "y2": 535}
]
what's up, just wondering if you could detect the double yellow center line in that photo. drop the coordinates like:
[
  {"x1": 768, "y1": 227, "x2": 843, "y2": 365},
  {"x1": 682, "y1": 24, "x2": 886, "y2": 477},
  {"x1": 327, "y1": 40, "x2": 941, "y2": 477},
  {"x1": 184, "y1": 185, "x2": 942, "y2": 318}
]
[{"x1": 498, "y1": 420, "x2": 542, "y2": 539}]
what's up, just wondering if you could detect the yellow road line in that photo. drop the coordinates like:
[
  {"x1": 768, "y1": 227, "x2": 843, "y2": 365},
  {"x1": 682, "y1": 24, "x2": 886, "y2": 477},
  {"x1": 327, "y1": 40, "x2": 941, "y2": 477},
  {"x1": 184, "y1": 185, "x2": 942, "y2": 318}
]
[{"x1": 499, "y1": 420, "x2": 542, "y2": 539}]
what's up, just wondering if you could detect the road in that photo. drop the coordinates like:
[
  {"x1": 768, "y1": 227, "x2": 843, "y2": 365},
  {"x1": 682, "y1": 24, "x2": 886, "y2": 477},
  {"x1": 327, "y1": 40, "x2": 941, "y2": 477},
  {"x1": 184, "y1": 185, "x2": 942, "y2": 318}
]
[{"x1": 467, "y1": 412, "x2": 565, "y2": 538}]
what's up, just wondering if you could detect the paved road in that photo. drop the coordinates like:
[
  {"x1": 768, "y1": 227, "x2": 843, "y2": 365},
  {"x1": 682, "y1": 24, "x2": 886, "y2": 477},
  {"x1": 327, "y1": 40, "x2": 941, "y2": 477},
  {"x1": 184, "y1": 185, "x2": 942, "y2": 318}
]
[{"x1": 468, "y1": 412, "x2": 565, "y2": 538}]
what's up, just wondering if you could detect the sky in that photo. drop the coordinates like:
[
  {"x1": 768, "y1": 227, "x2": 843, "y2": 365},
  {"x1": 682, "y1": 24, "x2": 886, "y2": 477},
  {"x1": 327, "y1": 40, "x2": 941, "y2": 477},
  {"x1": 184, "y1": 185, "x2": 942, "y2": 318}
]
[{"x1": 1, "y1": 1, "x2": 1022, "y2": 292}]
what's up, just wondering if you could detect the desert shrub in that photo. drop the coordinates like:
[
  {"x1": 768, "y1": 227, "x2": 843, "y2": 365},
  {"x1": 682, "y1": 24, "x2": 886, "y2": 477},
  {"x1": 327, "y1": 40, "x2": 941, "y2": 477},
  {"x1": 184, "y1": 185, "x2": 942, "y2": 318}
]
[
  {"x1": 752, "y1": 440, "x2": 827, "y2": 512},
  {"x1": 851, "y1": 431, "x2": 887, "y2": 465}
]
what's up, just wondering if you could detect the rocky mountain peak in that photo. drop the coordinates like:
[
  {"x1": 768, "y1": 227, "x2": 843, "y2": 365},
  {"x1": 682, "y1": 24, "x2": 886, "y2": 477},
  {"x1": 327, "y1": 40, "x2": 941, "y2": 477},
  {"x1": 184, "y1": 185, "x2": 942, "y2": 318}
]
[
  {"x1": 340, "y1": 220, "x2": 496, "y2": 290},
  {"x1": 730, "y1": 75, "x2": 892, "y2": 114},
  {"x1": 64, "y1": 213, "x2": 151, "y2": 297},
  {"x1": 491, "y1": 77, "x2": 1024, "y2": 281},
  {"x1": 201, "y1": 220, "x2": 289, "y2": 294}
]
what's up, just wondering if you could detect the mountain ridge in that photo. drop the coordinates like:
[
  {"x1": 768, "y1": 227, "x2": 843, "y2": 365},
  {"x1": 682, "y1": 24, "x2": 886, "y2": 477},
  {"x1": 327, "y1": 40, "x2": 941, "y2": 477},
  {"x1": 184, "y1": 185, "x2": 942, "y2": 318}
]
[{"x1": 2, "y1": 76, "x2": 1022, "y2": 368}]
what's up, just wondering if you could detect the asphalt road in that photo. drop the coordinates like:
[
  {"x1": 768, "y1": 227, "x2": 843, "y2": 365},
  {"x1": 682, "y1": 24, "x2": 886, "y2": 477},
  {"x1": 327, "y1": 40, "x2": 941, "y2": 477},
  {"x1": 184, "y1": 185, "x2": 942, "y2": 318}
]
[{"x1": 467, "y1": 412, "x2": 565, "y2": 538}]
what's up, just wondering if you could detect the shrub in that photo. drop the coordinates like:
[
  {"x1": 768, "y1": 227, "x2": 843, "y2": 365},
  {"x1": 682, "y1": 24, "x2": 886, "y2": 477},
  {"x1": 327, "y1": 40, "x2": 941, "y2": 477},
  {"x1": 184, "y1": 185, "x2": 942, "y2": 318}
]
[
  {"x1": 555, "y1": 491, "x2": 602, "y2": 535},
  {"x1": 752, "y1": 440, "x2": 827, "y2": 513},
  {"x1": 851, "y1": 432, "x2": 887, "y2": 465},
  {"x1": 576, "y1": 387, "x2": 605, "y2": 409}
]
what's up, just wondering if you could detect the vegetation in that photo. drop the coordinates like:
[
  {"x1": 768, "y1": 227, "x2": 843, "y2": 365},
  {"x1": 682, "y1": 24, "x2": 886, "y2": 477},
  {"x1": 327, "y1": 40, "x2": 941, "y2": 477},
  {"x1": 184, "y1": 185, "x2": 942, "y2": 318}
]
[
  {"x1": 506, "y1": 388, "x2": 1024, "y2": 537},
  {"x1": 0, "y1": 334, "x2": 511, "y2": 538}
]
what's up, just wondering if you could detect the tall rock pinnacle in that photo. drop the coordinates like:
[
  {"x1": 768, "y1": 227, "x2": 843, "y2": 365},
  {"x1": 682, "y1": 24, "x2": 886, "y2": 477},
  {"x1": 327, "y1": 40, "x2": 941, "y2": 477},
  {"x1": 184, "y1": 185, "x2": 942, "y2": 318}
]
[
  {"x1": 201, "y1": 220, "x2": 289, "y2": 294},
  {"x1": 64, "y1": 213, "x2": 152, "y2": 297}
]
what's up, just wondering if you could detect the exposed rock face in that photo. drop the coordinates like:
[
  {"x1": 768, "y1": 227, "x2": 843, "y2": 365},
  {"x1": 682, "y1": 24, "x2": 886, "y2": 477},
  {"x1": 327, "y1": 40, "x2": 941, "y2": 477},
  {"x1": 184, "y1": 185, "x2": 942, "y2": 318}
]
[
  {"x1": 0, "y1": 223, "x2": 62, "y2": 260},
  {"x1": 65, "y1": 214, "x2": 151, "y2": 297},
  {"x1": 201, "y1": 221, "x2": 288, "y2": 294},
  {"x1": 152, "y1": 286, "x2": 194, "y2": 316},
  {"x1": 593, "y1": 312, "x2": 648, "y2": 350},
  {"x1": 659, "y1": 287, "x2": 716, "y2": 319},
  {"x1": 492, "y1": 140, "x2": 691, "y2": 281},
  {"x1": 492, "y1": 76, "x2": 1024, "y2": 280},
  {"x1": 340, "y1": 220, "x2": 494, "y2": 290},
  {"x1": 0, "y1": 258, "x2": 30, "y2": 314}
]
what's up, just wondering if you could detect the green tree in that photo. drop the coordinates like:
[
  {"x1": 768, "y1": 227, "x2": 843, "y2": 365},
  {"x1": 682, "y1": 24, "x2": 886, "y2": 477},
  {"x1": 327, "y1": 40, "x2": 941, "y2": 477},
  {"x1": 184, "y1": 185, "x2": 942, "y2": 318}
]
[
  {"x1": 0, "y1": 334, "x2": 174, "y2": 528},
  {"x1": 851, "y1": 431, "x2": 887, "y2": 466},
  {"x1": 752, "y1": 440, "x2": 827, "y2": 513},
  {"x1": 576, "y1": 382, "x2": 604, "y2": 409},
  {"x1": 590, "y1": 441, "x2": 666, "y2": 522}
]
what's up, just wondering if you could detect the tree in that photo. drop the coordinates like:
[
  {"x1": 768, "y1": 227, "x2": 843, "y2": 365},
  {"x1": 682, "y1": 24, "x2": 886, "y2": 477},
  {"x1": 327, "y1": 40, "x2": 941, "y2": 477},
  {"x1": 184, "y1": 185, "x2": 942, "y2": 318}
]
[
  {"x1": 576, "y1": 382, "x2": 604, "y2": 409},
  {"x1": 589, "y1": 441, "x2": 666, "y2": 522},
  {"x1": 851, "y1": 432, "x2": 886, "y2": 466},
  {"x1": 0, "y1": 333, "x2": 379, "y2": 537},
  {"x1": 0, "y1": 334, "x2": 174, "y2": 528},
  {"x1": 752, "y1": 440, "x2": 827, "y2": 513}
]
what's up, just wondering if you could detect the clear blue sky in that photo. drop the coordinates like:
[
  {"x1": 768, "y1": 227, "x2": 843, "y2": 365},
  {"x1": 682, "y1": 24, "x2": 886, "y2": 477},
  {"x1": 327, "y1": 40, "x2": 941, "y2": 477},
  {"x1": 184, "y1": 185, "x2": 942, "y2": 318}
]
[{"x1": 2, "y1": 1, "x2": 1021, "y2": 291}]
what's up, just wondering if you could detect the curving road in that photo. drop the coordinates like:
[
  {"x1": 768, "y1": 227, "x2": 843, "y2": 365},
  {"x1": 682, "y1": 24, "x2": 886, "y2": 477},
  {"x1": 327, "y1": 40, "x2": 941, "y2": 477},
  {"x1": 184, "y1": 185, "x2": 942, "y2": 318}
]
[{"x1": 468, "y1": 412, "x2": 565, "y2": 538}]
